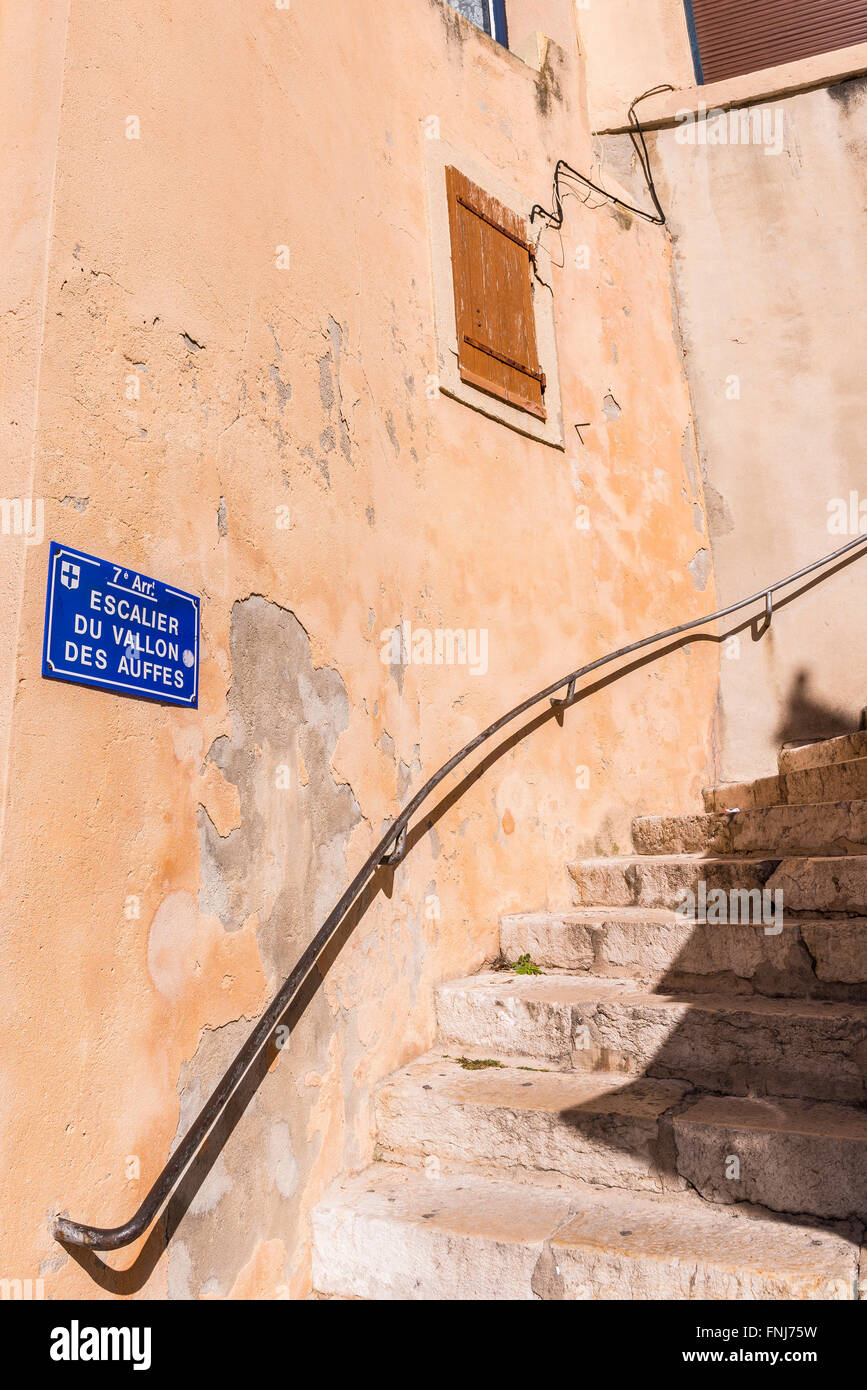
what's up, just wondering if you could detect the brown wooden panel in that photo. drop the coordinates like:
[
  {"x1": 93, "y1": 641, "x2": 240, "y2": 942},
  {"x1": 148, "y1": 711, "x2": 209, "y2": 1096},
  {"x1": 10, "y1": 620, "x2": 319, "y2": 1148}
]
[
  {"x1": 690, "y1": 0, "x2": 867, "y2": 83},
  {"x1": 445, "y1": 165, "x2": 545, "y2": 419}
]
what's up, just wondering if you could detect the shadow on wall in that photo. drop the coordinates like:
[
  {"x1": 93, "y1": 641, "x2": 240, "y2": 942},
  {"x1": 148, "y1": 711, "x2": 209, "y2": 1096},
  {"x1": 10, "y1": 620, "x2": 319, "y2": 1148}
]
[{"x1": 775, "y1": 669, "x2": 860, "y2": 747}]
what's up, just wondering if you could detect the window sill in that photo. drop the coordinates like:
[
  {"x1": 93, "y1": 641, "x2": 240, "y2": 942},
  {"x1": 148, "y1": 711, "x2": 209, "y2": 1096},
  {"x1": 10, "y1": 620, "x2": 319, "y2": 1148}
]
[{"x1": 600, "y1": 39, "x2": 867, "y2": 132}]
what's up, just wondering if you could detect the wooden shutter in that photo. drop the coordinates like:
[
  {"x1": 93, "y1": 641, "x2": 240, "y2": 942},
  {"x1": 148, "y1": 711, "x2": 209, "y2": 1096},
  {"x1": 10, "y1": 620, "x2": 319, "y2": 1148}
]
[
  {"x1": 688, "y1": 0, "x2": 867, "y2": 85},
  {"x1": 445, "y1": 165, "x2": 546, "y2": 420}
]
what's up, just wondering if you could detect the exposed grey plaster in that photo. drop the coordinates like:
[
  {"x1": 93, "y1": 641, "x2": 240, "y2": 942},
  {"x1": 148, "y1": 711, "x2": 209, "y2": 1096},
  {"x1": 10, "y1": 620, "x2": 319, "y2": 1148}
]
[
  {"x1": 688, "y1": 547, "x2": 712, "y2": 592},
  {"x1": 704, "y1": 482, "x2": 735, "y2": 538}
]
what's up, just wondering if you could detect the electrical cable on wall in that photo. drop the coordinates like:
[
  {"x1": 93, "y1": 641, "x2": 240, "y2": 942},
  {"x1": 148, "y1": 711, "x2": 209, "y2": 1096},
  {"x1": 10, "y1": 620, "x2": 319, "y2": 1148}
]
[{"x1": 530, "y1": 85, "x2": 674, "y2": 232}]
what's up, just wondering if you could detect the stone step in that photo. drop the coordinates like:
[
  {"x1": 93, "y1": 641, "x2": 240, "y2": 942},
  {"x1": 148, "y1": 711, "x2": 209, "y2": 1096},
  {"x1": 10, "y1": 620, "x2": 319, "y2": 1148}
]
[
  {"x1": 704, "y1": 756, "x2": 867, "y2": 812},
  {"x1": 673, "y1": 1094, "x2": 867, "y2": 1221},
  {"x1": 435, "y1": 973, "x2": 867, "y2": 1103},
  {"x1": 311, "y1": 1165, "x2": 858, "y2": 1300},
  {"x1": 568, "y1": 853, "x2": 867, "y2": 915},
  {"x1": 632, "y1": 800, "x2": 867, "y2": 857},
  {"x1": 568, "y1": 854, "x2": 779, "y2": 910},
  {"x1": 375, "y1": 1052, "x2": 689, "y2": 1194},
  {"x1": 499, "y1": 908, "x2": 867, "y2": 999},
  {"x1": 375, "y1": 1053, "x2": 867, "y2": 1220},
  {"x1": 769, "y1": 856, "x2": 867, "y2": 914},
  {"x1": 778, "y1": 729, "x2": 867, "y2": 776}
]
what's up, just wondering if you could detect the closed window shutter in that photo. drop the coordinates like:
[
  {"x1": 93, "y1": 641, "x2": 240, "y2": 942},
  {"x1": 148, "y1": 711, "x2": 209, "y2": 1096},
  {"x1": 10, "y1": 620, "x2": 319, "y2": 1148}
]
[
  {"x1": 688, "y1": 0, "x2": 867, "y2": 85},
  {"x1": 445, "y1": 166, "x2": 546, "y2": 420}
]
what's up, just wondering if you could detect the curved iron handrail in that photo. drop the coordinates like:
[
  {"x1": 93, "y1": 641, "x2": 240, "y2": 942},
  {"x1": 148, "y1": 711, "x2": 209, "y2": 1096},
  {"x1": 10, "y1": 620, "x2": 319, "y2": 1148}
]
[{"x1": 53, "y1": 532, "x2": 867, "y2": 1250}]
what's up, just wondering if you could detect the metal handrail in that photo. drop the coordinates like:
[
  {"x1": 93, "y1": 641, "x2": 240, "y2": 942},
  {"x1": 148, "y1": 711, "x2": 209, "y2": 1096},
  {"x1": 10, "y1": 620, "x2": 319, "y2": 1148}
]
[{"x1": 53, "y1": 532, "x2": 867, "y2": 1250}]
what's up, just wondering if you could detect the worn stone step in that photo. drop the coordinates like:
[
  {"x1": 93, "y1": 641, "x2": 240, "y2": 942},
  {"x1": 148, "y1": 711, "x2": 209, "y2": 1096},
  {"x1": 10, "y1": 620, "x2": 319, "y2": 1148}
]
[
  {"x1": 435, "y1": 973, "x2": 867, "y2": 1103},
  {"x1": 548, "y1": 1190, "x2": 859, "y2": 1301},
  {"x1": 768, "y1": 856, "x2": 867, "y2": 914},
  {"x1": 499, "y1": 908, "x2": 867, "y2": 999},
  {"x1": 704, "y1": 756, "x2": 867, "y2": 812},
  {"x1": 704, "y1": 775, "x2": 781, "y2": 812},
  {"x1": 632, "y1": 800, "x2": 867, "y2": 857},
  {"x1": 375, "y1": 1052, "x2": 689, "y2": 1193},
  {"x1": 311, "y1": 1165, "x2": 858, "y2": 1300},
  {"x1": 778, "y1": 729, "x2": 867, "y2": 776},
  {"x1": 568, "y1": 852, "x2": 867, "y2": 915},
  {"x1": 673, "y1": 1094, "x2": 867, "y2": 1221},
  {"x1": 375, "y1": 1053, "x2": 867, "y2": 1222},
  {"x1": 568, "y1": 854, "x2": 779, "y2": 910}
]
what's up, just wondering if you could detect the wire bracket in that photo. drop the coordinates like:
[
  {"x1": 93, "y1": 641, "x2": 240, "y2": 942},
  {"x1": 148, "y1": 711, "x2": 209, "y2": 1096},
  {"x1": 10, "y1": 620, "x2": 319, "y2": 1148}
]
[
  {"x1": 551, "y1": 676, "x2": 577, "y2": 711},
  {"x1": 381, "y1": 824, "x2": 407, "y2": 868},
  {"x1": 752, "y1": 590, "x2": 774, "y2": 641}
]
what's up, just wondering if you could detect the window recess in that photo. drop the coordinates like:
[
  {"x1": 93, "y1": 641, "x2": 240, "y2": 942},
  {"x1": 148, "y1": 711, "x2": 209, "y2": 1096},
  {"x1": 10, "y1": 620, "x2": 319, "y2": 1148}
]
[{"x1": 445, "y1": 0, "x2": 509, "y2": 48}]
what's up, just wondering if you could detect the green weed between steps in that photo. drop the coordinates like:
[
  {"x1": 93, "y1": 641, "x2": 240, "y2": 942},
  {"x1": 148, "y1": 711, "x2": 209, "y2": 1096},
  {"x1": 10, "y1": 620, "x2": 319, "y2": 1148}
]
[{"x1": 512, "y1": 953, "x2": 541, "y2": 975}]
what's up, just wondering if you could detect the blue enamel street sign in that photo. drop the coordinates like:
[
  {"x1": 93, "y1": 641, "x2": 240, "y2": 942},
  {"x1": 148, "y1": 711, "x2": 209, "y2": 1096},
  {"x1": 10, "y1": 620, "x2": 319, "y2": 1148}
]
[{"x1": 42, "y1": 541, "x2": 199, "y2": 707}]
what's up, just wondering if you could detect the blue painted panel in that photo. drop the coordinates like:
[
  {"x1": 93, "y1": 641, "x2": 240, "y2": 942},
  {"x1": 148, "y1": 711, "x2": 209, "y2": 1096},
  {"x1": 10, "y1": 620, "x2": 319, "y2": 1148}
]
[{"x1": 42, "y1": 541, "x2": 199, "y2": 707}]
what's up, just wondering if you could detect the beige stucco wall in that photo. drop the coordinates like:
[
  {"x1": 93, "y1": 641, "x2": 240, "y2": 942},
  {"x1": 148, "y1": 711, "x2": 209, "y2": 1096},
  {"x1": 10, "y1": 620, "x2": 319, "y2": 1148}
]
[
  {"x1": 0, "y1": 0, "x2": 718, "y2": 1299},
  {"x1": 646, "y1": 76, "x2": 867, "y2": 780},
  {"x1": 578, "y1": 0, "x2": 867, "y2": 781},
  {"x1": 576, "y1": 0, "x2": 694, "y2": 129}
]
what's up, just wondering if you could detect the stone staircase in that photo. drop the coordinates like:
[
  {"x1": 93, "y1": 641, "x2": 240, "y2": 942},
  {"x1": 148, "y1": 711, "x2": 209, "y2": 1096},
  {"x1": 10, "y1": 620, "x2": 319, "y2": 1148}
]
[{"x1": 311, "y1": 729, "x2": 867, "y2": 1299}]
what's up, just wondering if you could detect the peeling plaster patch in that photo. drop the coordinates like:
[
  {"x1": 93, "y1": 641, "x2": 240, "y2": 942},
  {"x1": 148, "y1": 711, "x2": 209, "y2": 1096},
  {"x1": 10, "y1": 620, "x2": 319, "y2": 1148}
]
[
  {"x1": 267, "y1": 323, "x2": 283, "y2": 360},
  {"x1": 269, "y1": 361, "x2": 292, "y2": 411},
  {"x1": 314, "y1": 319, "x2": 354, "y2": 466},
  {"x1": 198, "y1": 809, "x2": 235, "y2": 926},
  {"x1": 60, "y1": 495, "x2": 89, "y2": 512},
  {"x1": 602, "y1": 392, "x2": 622, "y2": 421},
  {"x1": 300, "y1": 443, "x2": 329, "y2": 487},
  {"x1": 217, "y1": 497, "x2": 228, "y2": 537},
  {"x1": 704, "y1": 481, "x2": 735, "y2": 537},
  {"x1": 266, "y1": 1121, "x2": 300, "y2": 1199},
  {"x1": 681, "y1": 421, "x2": 701, "y2": 497},
  {"x1": 688, "y1": 547, "x2": 712, "y2": 592},
  {"x1": 197, "y1": 597, "x2": 361, "y2": 964},
  {"x1": 366, "y1": 507, "x2": 375, "y2": 527},
  {"x1": 318, "y1": 355, "x2": 334, "y2": 412},
  {"x1": 326, "y1": 315, "x2": 343, "y2": 356},
  {"x1": 692, "y1": 503, "x2": 704, "y2": 535},
  {"x1": 385, "y1": 411, "x2": 400, "y2": 456},
  {"x1": 198, "y1": 760, "x2": 242, "y2": 838},
  {"x1": 181, "y1": 332, "x2": 205, "y2": 353}
]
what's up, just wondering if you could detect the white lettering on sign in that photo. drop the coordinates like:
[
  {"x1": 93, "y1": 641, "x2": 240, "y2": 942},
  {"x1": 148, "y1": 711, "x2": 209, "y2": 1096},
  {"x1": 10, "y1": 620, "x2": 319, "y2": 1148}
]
[{"x1": 43, "y1": 543, "x2": 199, "y2": 707}]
